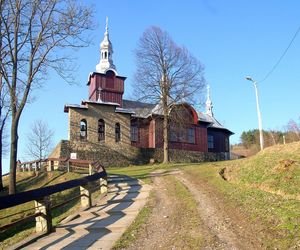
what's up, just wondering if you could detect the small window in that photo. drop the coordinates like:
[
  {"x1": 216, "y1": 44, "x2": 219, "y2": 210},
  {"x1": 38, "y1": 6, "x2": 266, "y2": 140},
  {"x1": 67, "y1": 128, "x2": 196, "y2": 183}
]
[
  {"x1": 131, "y1": 125, "x2": 138, "y2": 142},
  {"x1": 188, "y1": 127, "x2": 195, "y2": 144},
  {"x1": 115, "y1": 123, "x2": 121, "y2": 142},
  {"x1": 98, "y1": 119, "x2": 105, "y2": 141},
  {"x1": 169, "y1": 124, "x2": 176, "y2": 142},
  {"x1": 105, "y1": 51, "x2": 107, "y2": 59},
  {"x1": 208, "y1": 135, "x2": 214, "y2": 149},
  {"x1": 80, "y1": 119, "x2": 87, "y2": 140}
]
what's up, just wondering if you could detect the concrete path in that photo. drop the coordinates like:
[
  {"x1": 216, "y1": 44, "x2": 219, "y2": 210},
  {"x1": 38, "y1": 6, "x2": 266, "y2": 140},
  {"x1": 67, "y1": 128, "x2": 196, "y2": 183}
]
[{"x1": 23, "y1": 175, "x2": 152, "y2": 250}]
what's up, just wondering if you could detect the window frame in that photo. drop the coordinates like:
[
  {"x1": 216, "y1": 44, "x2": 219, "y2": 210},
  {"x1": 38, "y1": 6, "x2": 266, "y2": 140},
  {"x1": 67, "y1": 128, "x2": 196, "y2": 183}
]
[
  {"x1": 115, "y1": 123, "x2": 121, "y2": 142},
  {"x1": 98, "y1": 119, "x2": 105, "y2": 142},
  {"x1": 208, "y1": 134, "x2": 214, "y2": 149},
  {"x1": 80, "y1": 119, "x2": 87, "y2": 141}
]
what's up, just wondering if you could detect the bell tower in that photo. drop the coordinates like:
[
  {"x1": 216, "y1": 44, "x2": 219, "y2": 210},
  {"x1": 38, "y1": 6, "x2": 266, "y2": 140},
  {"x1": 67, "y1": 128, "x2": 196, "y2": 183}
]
[
  {"x1": 96, "y1": 17, "x2": 117, "y2": 75},
  {"x1": 88, "y1": 18, "x2": 125, "y2": 107}
]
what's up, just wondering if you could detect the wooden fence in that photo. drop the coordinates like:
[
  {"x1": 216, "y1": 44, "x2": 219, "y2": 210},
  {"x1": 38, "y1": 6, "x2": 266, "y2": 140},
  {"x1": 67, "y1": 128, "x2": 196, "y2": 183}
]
[{"x1": 0, "y1": 162, "x2": 107, "y2": 235}]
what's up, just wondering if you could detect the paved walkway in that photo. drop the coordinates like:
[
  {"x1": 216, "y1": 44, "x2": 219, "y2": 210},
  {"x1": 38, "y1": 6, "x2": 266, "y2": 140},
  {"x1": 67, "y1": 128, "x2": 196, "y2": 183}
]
[{"x1": 24, "y1": 175, "x2": 152, "y2": 250}]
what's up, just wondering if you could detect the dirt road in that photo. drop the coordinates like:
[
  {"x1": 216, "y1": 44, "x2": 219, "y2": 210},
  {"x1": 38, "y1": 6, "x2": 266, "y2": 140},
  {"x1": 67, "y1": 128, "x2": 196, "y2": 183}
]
[{"x1": 123, "y1": 169, "x2": 266, "y2": 250}]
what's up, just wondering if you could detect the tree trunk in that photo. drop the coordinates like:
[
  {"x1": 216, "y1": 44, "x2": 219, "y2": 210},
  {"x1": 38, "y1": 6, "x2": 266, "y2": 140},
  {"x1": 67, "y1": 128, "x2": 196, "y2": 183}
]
[
  {"x1": 0, "y1": 128, "x2": 3, "y2": 191},
  {"x1": 163, "y1": 107, "x2": 169, "y2": 164},
  {"x1": 9, "y1": 118, "x2": 19, "y2": 194}
]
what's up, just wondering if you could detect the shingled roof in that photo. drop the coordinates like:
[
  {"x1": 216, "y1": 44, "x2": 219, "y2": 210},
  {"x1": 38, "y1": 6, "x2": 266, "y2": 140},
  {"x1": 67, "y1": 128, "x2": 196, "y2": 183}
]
[{"x1": 122, "y1": 99, "x2": 233, "y2": 134}]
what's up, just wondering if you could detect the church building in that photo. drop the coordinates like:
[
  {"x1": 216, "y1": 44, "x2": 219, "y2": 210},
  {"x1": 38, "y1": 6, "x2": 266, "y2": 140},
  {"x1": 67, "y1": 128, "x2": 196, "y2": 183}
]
[{"x1": 57, "y1": 20, "x2": 233, "y2": 165}]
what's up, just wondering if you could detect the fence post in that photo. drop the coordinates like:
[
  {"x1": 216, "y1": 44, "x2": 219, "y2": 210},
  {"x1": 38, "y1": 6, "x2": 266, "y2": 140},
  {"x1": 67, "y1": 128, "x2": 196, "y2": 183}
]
[
  {"x1": 47, "y1": 161, "x2": 54, "y2": 171},
  {"x1": 100, "y1": 177, "x2": 108, "y2": 194},
  {"x1": 35, "y1": 196, "x2": 52, "y2": 233},
  {"x1": 89, "y1": 164, "x2": 93, "y2": 175},
  {"x1": 66, "y1": 160, "x2": 70, "y2": 172},
  {"x1": 80, "y1": 184, "x2": 92, "y2": 208}
]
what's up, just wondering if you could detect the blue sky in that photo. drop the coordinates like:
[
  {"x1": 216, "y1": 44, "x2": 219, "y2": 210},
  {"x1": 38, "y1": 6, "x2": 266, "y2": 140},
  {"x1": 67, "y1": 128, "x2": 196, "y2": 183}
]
[{"x1": 3, "y1": 0, "x2": 300, "y2": 173}]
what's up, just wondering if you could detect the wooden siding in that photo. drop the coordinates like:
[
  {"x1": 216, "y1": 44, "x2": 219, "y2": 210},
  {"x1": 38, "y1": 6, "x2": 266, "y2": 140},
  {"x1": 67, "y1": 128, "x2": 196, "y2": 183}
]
[
  {"x1": 207, "y1": 128, "x2": 230, "y2": 153},
  {"x1": 88, "y1": 73, "x2": 124, "y2": 106}
]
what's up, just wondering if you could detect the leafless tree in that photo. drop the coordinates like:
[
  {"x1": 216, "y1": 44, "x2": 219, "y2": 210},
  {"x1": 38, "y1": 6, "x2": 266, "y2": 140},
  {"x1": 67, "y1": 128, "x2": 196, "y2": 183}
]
[
  {"x1": 0, "y1": 1, "x2": 10, "y2": 191},
  {"x1": 0, "y1": 80, "x2": 10, "y2": 191},
  {"x1": 286, "y1": 118, "x2": 300, "y2": 141},
  {"x1": 0, "y1": 0, "x2": 95, "y2": 194},
  {"x1": 26, "y1": 120, "x2": 54, "y2": 165},
  {"x1": 134, "y1": 26, "x2": 205, "y2": 163}
]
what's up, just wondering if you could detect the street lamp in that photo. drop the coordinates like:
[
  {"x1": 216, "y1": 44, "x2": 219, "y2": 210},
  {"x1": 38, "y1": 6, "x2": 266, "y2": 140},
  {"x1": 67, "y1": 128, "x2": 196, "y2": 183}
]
[{"x1": 245, "y1": 76, "x2": 264, "y2": 151}]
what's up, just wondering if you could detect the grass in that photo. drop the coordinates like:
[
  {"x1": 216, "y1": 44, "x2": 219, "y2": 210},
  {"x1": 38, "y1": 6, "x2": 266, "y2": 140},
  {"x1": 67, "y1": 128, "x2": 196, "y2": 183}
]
[
  {"x1": 224, "y1": 142, "x2": 300, "y2": 197},
  {"x1": 164, "y1": 175, "x2": 204, "y2": 249},
  {"x1": 109, "y1": 142, "x2": 300, "y2": 249},
  {"x1": 0, "y1": 171, "x2": 84, "y2": 249},
  {"x1": 112, "y1": 175, "x2": 204, "y2": 249},
  {"x1": 183, "y1": 162, "x2": 300, "y2": 249}
]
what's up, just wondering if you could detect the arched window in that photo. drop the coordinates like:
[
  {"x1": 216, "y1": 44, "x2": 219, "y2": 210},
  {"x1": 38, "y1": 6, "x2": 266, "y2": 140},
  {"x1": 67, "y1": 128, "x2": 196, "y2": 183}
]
[
  {"x1": 80, "y1": 119, "x2": 87, "y2": 140},
  {"x1": 104, "y1": 51, "x2": 107, "y2": 59},
  {"x1": 98, "y1": 119, "x2": 105, "y2": 141},
  {"x1": 115, "y1": 123, "x2": 120, "y2": 142},
  {"x1": 131, "y1": 122, "x2": 138, "y2": 142}
]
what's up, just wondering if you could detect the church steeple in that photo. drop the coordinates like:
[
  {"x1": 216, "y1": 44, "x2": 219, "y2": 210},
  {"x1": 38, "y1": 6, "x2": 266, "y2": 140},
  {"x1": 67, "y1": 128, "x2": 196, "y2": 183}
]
[
  {"x1": 96, "y1": 17, "x2": 117, "y2": 75},
  {"x1": 205, "y1": 85, "x2": 213, "y2": 116}
]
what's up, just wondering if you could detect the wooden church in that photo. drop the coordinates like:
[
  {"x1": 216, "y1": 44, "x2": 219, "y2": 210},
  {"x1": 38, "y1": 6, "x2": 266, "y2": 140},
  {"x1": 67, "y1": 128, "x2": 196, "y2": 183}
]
[{"x1": 62, "y1": 19, "x2": 233, "y2": 164}]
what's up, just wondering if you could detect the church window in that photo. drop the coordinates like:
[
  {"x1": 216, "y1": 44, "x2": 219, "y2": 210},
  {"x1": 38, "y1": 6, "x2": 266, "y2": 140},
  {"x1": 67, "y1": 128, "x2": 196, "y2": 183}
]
[
  {"x1": 115, "y1": 123, "x2": 121, "y2": 142},
  {"x1": 80, "y1": 119, "x2": 87, "y2": 140},
  {"x1": 105, "y1": 51, "x2": 107, "y2": 59},
  {"x1": 208, "y1": 135, "x2": 214, "y2": 149},
  {"x1": 131, "y1": 124, "x2": 138, "y2": 142},
  {"x1": 188, "y1": 127, "x2": 195, "y2": 144},
  {"x1": 169, "y1": 125, "x2": 177, "y2": 142},
  {"x1": 98, "y1": 119, "x2": 105, "y2": 141}
]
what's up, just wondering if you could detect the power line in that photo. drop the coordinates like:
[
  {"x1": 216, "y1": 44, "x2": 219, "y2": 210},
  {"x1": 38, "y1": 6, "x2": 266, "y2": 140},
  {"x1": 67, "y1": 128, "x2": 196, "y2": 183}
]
[{"x1": 258, "y1": 24, "x2": 300, "y2": 83}]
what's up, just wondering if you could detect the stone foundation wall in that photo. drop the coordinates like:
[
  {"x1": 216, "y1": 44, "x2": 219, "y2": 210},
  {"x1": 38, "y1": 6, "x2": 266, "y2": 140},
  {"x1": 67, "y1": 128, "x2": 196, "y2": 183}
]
[
  {"x1": 49, "y1": 140, "x2": 229, "y2": 168},
  {"x1": 140, "y1": 148, "x2": 229, "y2": 163}
]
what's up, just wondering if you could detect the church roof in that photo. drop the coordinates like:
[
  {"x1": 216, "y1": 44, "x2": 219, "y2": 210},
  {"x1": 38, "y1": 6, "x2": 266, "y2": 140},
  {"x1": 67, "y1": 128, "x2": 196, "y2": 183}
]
[{"x1": 122, "y1": 99, "x2": 233, "y2": 134}]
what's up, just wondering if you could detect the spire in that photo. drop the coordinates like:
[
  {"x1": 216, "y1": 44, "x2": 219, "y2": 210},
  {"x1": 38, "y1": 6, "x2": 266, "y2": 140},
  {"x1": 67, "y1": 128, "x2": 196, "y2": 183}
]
[
  {"x1": 96, "y1": 17, "x2": 117, "y2": 75},
  {"x1": 205, "y1": 85, "x2": 213, "y2": 116}
]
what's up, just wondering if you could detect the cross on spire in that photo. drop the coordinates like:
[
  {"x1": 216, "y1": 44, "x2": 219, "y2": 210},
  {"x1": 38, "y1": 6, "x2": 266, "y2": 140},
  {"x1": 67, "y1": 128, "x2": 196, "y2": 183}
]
[
  {"x1": 95, "y1": 17, "x2": 117, "y2": 75},
  {"x1": 205, "y1": 85, "x2": 213, "y2": 116}
]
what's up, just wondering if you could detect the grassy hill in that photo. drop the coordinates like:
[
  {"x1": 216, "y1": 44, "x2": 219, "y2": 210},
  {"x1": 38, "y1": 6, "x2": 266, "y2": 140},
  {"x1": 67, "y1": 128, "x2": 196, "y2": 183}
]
[
  {"x1": 0, "y1": 171, "x2": 84, "y2": 249},
  {"x1": 224, "y1": 142, "x2": 300, "y2": 199}
]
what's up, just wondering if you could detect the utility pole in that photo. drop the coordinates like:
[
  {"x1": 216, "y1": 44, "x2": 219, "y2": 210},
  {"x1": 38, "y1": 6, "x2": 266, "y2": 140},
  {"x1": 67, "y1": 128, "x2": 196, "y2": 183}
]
[{"x1": 246, "y1": 76, "x2": 264, "y2": 151}]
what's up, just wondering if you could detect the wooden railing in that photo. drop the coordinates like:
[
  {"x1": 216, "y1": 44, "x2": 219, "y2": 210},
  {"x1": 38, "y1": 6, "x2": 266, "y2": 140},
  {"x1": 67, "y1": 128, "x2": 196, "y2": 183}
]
[{"x1": 0, "y1": 163, "x2": 107, "y2": 236}]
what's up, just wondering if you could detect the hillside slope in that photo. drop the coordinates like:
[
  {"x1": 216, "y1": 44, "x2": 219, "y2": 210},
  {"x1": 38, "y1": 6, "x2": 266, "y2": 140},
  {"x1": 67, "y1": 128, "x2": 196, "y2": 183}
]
[
  {"x1": 224, "y1": 142, "x2": 300, "y2": 199},
  {"x1": 0, "y1": 171, "x2": 84, "y2": 249}
]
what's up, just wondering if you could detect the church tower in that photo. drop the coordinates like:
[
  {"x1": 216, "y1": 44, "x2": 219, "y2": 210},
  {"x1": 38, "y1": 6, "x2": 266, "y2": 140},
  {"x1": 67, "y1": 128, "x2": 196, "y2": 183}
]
[
  {"x1": 96, "y1": 17, "x2": 117, "y2": 75},
  {"x1": 87, "y1": 18, "x2": 126, "y2": 107}
]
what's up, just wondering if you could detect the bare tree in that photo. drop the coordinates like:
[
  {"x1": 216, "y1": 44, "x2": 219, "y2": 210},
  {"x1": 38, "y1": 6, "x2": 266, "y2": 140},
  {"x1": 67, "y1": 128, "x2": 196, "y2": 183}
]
[
  {"x1": 134, "y1": 26, "x2": 205, "y2": 163},
  {"x1": 0, "y1": 80, "x2": 10, "y2": 191},
  {"x1": 26, "y1": 120, "x2": 54, "y2": 165},
  {"x1": 0, "y1": 1, "x2": 10, "y2": 191},
  {"x1": 0, "y1": 0, "x2": 94, "y2": 194},
  {"x1": 286, "y1": 118, "x2": 300, "y2": 141}
]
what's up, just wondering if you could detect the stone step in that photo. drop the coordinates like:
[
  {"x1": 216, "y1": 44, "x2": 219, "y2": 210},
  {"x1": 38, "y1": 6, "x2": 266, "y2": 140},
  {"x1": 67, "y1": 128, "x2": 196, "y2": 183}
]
[
  {"x1": 108, "y1": 177, "x2": 137, "y2": 182},
  {"x1": 108, "y1": 185, "x2": 152, "y2": 193},
  {"x1": 106, "y1": 191, "x2": 149, "y2": 201},
  {"x1": 79, "y1": 209, "x2": 137, "y2": 218},
  {"x1": 57, "y1": 213, "x2": 136, "y2": 231},
  {"x1": 108, "y1": 181, "x2": 142, "y2": 189},
  {"x1": 97, "y1": 200, "x2": 147, "y2": 213}
]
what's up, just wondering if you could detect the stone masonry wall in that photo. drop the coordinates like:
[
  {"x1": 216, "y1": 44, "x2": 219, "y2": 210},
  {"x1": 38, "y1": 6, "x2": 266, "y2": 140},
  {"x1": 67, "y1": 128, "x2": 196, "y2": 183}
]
[
  {"x1": 50, "y1": 139, "x2": 229, "y2": 168},
  {"x1": 69, "y1": 103, "x2": 132, "y2": 149}
]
